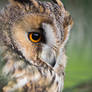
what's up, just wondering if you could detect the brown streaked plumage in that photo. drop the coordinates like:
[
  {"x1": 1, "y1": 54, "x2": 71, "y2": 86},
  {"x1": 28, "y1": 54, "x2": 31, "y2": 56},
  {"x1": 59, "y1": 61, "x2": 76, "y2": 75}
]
[{"x1": 0, "y1": 0, "x2": 73, "y2": 92}]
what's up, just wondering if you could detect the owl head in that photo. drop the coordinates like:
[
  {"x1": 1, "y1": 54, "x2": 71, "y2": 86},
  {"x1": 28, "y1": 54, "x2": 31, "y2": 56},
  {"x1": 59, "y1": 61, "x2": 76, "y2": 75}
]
[{"x1": 0, "y1": 0, "x2": 73, "y2": 69}]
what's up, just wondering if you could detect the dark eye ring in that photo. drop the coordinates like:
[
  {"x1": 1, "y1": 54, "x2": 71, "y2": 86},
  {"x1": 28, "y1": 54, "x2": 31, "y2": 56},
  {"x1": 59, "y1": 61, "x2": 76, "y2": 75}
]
[{"x1": 28, "y1": 32, "x2": 41, "y2": 43}]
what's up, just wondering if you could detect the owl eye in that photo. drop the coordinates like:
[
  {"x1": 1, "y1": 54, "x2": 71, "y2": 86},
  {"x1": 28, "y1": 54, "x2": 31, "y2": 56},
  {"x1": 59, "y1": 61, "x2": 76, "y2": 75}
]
[{"x1": 28, "y1": 32, "x2": 41, "y2": 43}]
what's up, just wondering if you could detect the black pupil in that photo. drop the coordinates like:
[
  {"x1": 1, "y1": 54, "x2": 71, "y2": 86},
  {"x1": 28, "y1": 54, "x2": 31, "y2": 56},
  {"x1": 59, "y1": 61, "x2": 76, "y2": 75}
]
[{"x1": 32, "y1": 32, "x2": 40, "y2": 40}]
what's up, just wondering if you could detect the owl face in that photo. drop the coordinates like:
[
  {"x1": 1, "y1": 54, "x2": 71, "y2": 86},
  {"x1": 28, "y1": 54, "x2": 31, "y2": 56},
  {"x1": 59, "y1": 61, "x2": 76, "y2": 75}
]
[
  {"x1": 0, "y1": 0, "x2": 73, "y2": 69},
  {"x1": 11, "y1": 14, "x2": 61, "y2": 67},
  {"x1": 0, "y1": 0, "x2": 73, "y2": 91}
]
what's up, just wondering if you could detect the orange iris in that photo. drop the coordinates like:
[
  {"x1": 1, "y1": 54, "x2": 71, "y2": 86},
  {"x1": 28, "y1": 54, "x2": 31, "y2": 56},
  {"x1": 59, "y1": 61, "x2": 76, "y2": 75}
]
[{"x1": 28, "y1": 32, "x2": 41, "y2": 43}]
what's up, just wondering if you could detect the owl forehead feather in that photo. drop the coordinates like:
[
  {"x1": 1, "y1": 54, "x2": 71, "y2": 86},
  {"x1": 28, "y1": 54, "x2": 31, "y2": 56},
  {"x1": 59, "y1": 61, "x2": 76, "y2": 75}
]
[
  {"x1": 13, "y1": 14, "x2": 54, "y2": 29},
  {"x1": 9, "y1": 0, "x2": 63, "y2": 5},
  {"x1": 13, "y1": 0, "x2": 31, "y2": 4},
  {"x1": 9, "y1": 0, "x2": 63, "y2": 8}
]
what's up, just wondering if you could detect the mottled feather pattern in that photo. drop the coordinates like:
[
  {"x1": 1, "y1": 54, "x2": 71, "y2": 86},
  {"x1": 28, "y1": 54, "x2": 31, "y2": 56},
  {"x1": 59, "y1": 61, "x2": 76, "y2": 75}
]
[{"x1": 0, "y1": 0, "x2": 73, "y2": 92}]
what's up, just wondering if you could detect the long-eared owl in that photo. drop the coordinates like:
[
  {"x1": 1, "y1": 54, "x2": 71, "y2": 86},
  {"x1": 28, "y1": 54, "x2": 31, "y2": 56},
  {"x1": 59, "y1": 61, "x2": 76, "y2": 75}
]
[{"x1": 0, "y1": 0, "x2": 73, "y2": 92}]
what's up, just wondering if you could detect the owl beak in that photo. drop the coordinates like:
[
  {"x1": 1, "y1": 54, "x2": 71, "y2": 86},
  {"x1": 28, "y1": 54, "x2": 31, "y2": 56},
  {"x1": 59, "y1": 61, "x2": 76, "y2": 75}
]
[
  {"x1": 39, "y1": 47, "x2": 57, "y2": 68},
  {"x1": 49, "y1": 57, "x2": 56, "y2": 67}
]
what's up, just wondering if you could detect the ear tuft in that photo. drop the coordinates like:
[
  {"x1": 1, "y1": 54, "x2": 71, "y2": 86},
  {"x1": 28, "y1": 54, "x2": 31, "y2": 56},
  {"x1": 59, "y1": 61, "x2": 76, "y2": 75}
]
[
  {"x1": 9, "y1": 0, "x2": 39, "y2": 9},
  {"x1": 9, "y1": 0, "x2": 31, "y2": 4},
  {"x1": 52, "y1": 0, "x2": 64, "y2": 8},
  {"x1": 9, "y1": 0, "x2": 31, "y2": 8}
]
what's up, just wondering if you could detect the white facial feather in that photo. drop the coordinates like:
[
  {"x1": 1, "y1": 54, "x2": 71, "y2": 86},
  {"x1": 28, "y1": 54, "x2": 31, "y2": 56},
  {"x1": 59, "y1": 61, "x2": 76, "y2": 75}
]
[{"x1": 42, "y1": 23, "x2": 57, "y2": 47}]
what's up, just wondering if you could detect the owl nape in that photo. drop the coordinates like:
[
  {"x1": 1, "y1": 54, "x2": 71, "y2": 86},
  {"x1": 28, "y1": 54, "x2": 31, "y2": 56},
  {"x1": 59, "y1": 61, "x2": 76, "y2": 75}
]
[{"x1": 0, "y1": 0, "x2": 73, "y2": 92}]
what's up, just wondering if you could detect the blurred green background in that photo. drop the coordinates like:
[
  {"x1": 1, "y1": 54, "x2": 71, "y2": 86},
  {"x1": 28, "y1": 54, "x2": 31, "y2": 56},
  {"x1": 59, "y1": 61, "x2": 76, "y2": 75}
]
[
  {"x1": 0, "y1": 0, "x2": 92, "y2": 92},
  {"x1": 63, "y1": 0, "x2": 92, "y2": 92}
]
